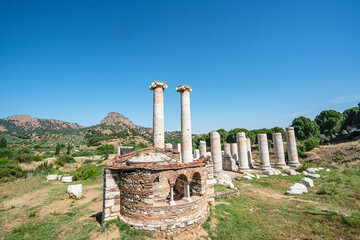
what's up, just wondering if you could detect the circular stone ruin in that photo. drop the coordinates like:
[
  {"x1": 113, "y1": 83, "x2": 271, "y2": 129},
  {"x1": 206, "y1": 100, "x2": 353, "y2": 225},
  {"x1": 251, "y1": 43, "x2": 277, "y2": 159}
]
[{"x1": 102, "y1": 147, "x2": 215, "y2": 235}]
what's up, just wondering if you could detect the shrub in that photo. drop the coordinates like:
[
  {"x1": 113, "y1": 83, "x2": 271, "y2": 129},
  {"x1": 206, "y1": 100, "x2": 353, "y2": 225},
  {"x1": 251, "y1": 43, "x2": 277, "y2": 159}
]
[
  {"x1": 55, "y1": 155, "x2": 75, "y2": 167},
  {"x1": 0, "y1": 157, "x2": 26, "y2": 181},
  {"x1": 97, "y1": 144, "x2": 115, "y2": 155},
  {"x1": 73, "y1": 164, "x2": 102, "y2": 181},
  {"x1": 42, "y1": 151, "x2": 54, "y2": 158},
  {"x1": 31, "y1": 161, "x2": 55, "y2": 176},
  {"x1": 30, "y1": 155, "x2": 43, "y2": 162},
  {"x1": 303, "y1": 138, "x2": 319, "y2": 151},
  {"x1": 71, "y1": 149, "x2": 95, "y2": 157}
]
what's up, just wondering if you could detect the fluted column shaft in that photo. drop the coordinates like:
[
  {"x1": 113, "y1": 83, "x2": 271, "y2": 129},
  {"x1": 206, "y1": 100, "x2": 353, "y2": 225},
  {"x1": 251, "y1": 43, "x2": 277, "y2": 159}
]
[
  {"x1": 150, "y1": 81, "x2": 167, "y2": 148},
  {"x1": 237, "y1": 132, "x2": 249, "y2": 171},
  {"x1": 273, "y1": 133, "x2": 287, "y2": 168},
  {"x1": 286, "y1": 127, "x2": 300, "y2": 167},
  {"x1": 176, "y1": 85, "x2": 193, "y2": 163},
  {"x1": 258, "y1": 134, "x2": 271, "y2": 170},
  {"x1": 210, "y1": 132, "x2": 222, "y2": 176},
  {"x1": 199, "y1": 141, "x2": 206, "y2": 158}
]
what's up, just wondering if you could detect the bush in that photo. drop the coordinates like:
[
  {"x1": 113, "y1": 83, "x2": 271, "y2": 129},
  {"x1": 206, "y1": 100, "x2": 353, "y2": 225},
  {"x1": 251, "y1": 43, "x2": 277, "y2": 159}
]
[
  {"x1": 297, "y1": 145, "x2": 308, "y2": 158},
  {"x1": 97, "y1": 144, "x2": 115, "y2": 155},
  {"x1": 42, "y1": 151, "x2": 54, "y2": 158},
  {"x1": 302, "y1": 138, "x2": 319, "y2": 151},
  {"x1": 0, "y1": 157, "x2": 26, "y2": 181},
  {"x1": 73, "y1": 164, "x2": 102, "y2": 181},
  {"x1": 71, "y1": 149, "x2": 95, "y2": 157},
  {"x1": 31, "y1": 161, "x2": 55, "y2": 176},
  {"x1": 30, "y1": 155, "x2": 43, "y2": 162},
  {"x1": 55, "y1": 155, "x2": 75, "y2": 167}
]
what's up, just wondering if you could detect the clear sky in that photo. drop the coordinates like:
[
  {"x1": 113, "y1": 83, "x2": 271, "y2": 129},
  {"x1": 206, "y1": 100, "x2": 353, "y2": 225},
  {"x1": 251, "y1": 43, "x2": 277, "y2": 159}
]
[{"x1": 1, "y1": 0, "x2": 359, "y2": 133}]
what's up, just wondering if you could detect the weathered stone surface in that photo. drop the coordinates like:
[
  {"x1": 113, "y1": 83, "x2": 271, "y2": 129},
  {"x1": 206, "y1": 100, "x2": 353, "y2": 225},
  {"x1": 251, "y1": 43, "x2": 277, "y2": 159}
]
[
  {"x1": 326, "y1": 168, "x2": 331, "y2": 172},
  {"x1": 243, "y1": 175, "x2": 252, "y2": 180},
  {"x1": 211, "y1": 132, "x2": 222, "y2": 176},
  {"x1": 285, "y1": 169, "x2": 298, "y2": 175},
  {"x1": 193, "y1": 149, "x2": 200, "y2": 160},
  {"x1": 307, "y1": 168, "x2": 316, "y2": 173},
  {"x1": 273, "y1": 133, "x2": 287, "y2": 169},
  {"x1": 258, "y1": 134, "x2": 271, "y2": 170},
  {"x1": 237, "y1": 132, "x2": 249, "y2": 171},
  {"x1": 165, "y1": 143, "x2": 173, "y2": 149},
  {"x1": 230, "y1": 143, "x2": 238, "y2": 161},
  {"x1": 46, "y1": 175, "x2": 58, "y2": 181},
  {"x1": 302, "y1": 171, "x2": 309, "y2": 176},
  {"x1": 150, "y1": 81, "x2": 167, "y2": 148},
  {"x1": 68, "y1": 184, "x2": 82, "y2": 199},
  {"x1": 307, "y1": 173, "x2": 321, "y2": 178},
  {"x1": 286, "y1": 183, "x2": 308, "y2": 194},
  {"x1": 62, "y1": 176, "x2": 73, "y2": 183},
  {"x1": 217, "y1": 178, "x2": 234, "y2": 189},
  {"x1": 199, "y1": 141, "x2": 206, "y2": 158},
  {"x1": 176, "y1": 84, "x2": 192, "y2": 163},
  {"x1": 286, "y1": 127, "x2": 300, "y2": 167},
  {"x1": 301, "y1": 177, "x2": 314, "y2": 187}
]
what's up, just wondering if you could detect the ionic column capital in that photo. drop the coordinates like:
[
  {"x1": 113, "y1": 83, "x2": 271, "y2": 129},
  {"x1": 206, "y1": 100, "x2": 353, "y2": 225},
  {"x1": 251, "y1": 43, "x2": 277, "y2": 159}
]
[
  {"x1": 176, "y1": 84, "x2": 192, "y2": 93},
  {"x1": 150, "y1": 81, "x2": 168, "y2": 90}
]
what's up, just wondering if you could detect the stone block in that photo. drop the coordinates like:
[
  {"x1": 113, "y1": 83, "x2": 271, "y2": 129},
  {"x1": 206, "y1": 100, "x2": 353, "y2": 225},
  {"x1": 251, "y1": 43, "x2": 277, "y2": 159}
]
[
  {"x1": 105, "y1": 199, "x2": 114, "y2": 208},
  {"x1": 62, "y1": 176, "x2": 73, "y2": 183},
  {"x1": 47, "y1": 175, "x2": 58, "y2": 181},
  {"x1": 67, "y1": 184, "x2": 82, "y2": 199},
  {"x1": 111, "y1": 205, "x2": 120, "y2": 212}
]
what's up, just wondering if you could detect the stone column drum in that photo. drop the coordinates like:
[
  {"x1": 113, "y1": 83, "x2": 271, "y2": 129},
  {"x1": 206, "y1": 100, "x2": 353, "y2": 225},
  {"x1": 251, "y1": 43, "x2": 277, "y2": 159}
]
[
  {"x1": 246, "y1": 138, "x2": 253, "y2": 168},
  {"x1": 150, "y1": 81, "x2": 168, "y2": 148},
  {"x1": 258, "y1": 134, "x2": 271, "y2": 170},
  {"x1": 224, "y1": 143, "x2": 231, "y2": 156},
  {"x1": 210, "y1": 131, "x2": 222, "y2": 176},
  {"x1": 286, "y1": 127, "x2": 301, "y2": 167},
  {"x1": 273, "y1": 133, "x2": 287, "y2": 169},
  {"x1": 230, "y1": 143, "x2": 238, "y2": 161},
  {"x1": 194, "y1": 149, "x2": 200, "y2": 160},
  {"x1": 176, "y1": 84, "x2": 193, "y2": 163},
  {"x1": 199, "y1": 141, "x2": 206, "y2": 158},
  {"x1": 237, "y1": 132, "x2": 249, "y2": 171}
]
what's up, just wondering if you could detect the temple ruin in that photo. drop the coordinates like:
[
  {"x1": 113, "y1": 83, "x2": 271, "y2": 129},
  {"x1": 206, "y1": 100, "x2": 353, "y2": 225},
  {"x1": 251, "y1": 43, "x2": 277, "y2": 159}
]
[{"x1": 101, "y1": 80, "x2": 301, "y2": 235}]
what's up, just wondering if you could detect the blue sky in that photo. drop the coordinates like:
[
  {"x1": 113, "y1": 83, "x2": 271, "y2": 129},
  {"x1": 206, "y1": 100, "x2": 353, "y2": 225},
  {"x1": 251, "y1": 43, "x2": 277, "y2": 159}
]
[{"x1": 1, "y1": 0, "x2": 359, "y2": 133}]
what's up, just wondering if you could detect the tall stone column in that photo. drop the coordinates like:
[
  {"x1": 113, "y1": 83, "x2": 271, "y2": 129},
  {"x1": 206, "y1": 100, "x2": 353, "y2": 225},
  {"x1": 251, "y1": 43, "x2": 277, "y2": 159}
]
[
  {"x1": 210, "y1": 131, "x2": 222, "y2": 176},
  {"x1": 199, "y1": 141, "x2": 206, "y2": 158},
  {"x1": 237, "y1": 132, "x2": 249, "y2": 172},
  {"x1": 246, "y1": 138, "x2": 253, "y2": 168},
  {"x1": 258, "y1": 134, "x2": 271, "y2": 170},
  {"x1": 150, "y1": 81, "x2": 168, "y2": 148},
  {"x1": 230, "y1": 143, "x2": 238, "y2": 161},
  {"x1": 273, "y1": 133, "x2": 287, "y2": 169},
  {"x1": 224, "y1": 143, "x2": 231, "y2": 156},
  {"x1": 176, "y1": 84, "x2": 193, "y2": 163},
  {"x1": 286, "y1": 127, "x2": 300, "y2": 167}
]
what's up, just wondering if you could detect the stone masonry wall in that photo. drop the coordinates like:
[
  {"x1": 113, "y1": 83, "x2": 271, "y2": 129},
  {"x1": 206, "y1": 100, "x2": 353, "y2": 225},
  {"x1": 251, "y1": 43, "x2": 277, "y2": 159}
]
[{"x1": 102, "y1": 169, "x2": 121, "y2": 225}]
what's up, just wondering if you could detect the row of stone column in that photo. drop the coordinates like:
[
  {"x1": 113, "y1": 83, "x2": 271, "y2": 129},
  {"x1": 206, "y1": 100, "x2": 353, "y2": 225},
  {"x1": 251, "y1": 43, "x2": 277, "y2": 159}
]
[
  {"x1": 210, "y1": 127, "x2": 300, "y2": 175},
  {"x1": 150, "y1": 81, "x2": 193, "y2": 163}
]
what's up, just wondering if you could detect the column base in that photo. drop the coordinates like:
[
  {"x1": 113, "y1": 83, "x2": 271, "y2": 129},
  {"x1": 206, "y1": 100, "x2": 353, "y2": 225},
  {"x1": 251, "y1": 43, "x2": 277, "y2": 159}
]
[
  {"x1": 169, "y1": 200, "x2": 176, "y2": 206},
  {"x1": 288, "y1": 161, "x2": 301, "y2": 167},
  {"x1": 183, "y1": 197, "x2": 193, "y2": 203},
  {"x1": 274, "y1": 164, "x2": 289, "y2": 169},
  {"x1": 237, "y1": 168, "x2": 250, "y2": 173},
  {"x1": 259, "y1": 165, "x2": 272, "y2": 170}
]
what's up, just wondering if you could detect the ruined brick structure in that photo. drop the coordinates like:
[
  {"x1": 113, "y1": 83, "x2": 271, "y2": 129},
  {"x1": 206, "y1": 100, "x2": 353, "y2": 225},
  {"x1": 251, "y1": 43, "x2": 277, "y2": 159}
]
[{"x1": 102, "y1": 147, "x2": 215, "y2": 235}]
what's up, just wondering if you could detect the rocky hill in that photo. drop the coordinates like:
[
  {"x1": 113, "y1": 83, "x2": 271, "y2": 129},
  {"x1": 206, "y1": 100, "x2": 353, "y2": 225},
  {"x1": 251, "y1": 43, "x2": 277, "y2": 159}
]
[
  {"x1": 100, "y1": 112, "x2": 136, "y2": 128},
  {"x1": 0, "y1": 115, "x2": 83, "y2": 135}
]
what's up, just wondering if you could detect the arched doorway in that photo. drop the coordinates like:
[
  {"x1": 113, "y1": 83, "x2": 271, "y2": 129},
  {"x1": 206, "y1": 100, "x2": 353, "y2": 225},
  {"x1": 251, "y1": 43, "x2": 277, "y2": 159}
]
[{"x1": 173, "y1": 174, "x2": 187, "y2": 200}]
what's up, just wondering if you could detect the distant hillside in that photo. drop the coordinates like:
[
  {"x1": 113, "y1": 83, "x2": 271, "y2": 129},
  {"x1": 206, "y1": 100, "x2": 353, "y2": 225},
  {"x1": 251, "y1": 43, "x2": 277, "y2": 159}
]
[
  {"x1": 0, "y1": 115, "x2": 83, "y2": 135},
  {"x1": 100, "y1": 112, "x2": 136, "y2": 128}
]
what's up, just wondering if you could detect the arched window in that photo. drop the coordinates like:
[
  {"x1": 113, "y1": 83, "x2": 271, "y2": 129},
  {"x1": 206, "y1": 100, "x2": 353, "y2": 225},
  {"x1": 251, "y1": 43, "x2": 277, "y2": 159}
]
[
  {"x1": 173, "y1": 174, "x2": 188, "y2": 200},
  {"x1": 190, "y1": 172, "x2": 203, "y2": 196}
]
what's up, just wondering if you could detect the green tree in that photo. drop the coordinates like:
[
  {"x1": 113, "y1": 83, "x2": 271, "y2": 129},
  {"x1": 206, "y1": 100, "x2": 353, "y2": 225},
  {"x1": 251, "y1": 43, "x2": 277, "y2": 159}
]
[
  {"x1": 216, "y1": 129, "x2": 229, "y2": 144},
  {"x1": 226, "y1": 128, "x2": 248, "y2": 143},
  {"x1": 66, "y1": 144, "x2": 72, "y2": 155},
  {"x1": 0, "y1": 138, "x2": 7, "y2": 148},
  {"x1": 342, "y1": 105, "x2": 360, "y2": 132},
  {"x1": 315, "y1": 110, "x2": 343, "y2": 143},
  {"x1": 55, "y1": 143, "x2": 61, "y2": 156},
  {"x1": 292, "y1": 116, "x2": 320, "y2": 141}
]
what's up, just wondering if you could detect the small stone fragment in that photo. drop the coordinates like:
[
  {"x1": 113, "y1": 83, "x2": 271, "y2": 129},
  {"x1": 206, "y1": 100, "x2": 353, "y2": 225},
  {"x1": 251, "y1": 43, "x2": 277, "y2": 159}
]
[
  {"x1": 286, "y1": 183, "x2": 308, "y2": 194},
  {"x1": 301, "y1": 177, "x2": 314, "y2": 187}
]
